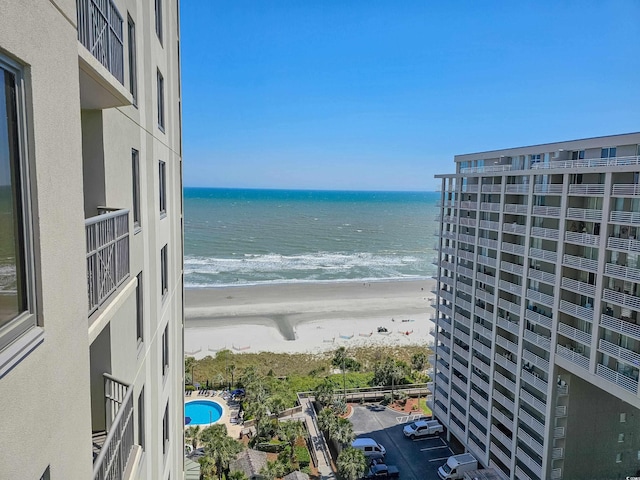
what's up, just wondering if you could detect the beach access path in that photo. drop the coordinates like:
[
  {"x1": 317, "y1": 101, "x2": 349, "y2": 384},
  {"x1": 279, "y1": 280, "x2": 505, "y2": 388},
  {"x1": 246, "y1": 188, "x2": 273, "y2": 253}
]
[{"x1": 184, "y1": 279, "x2": 437, "y2": 356}]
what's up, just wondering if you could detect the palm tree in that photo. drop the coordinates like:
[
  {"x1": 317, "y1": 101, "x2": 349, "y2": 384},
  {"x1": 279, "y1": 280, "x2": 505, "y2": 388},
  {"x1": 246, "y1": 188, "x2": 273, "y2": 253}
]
[
  {"x1": 228, "y1": 471, "x2": 249, "y2": 480},
  {"x1": 332, "y1": 417, "x2": 355, "y2": 447},
  {"x1": 337, "y1": 447, "x2": 367, "y2": 480},
  {"x1": 317, "y1": 407, "x2": 338, "y2": 436},
  {"x1": 278, "y1": 420, "x2": 308, "y2": 462},
  {"x1": 199, "y1": 456, "x2": 216, "y2": 480},
  {"x1": 314, "y1": 378, "x2": 335, "y2": 407},
  {"x1": 260, "y1": 460, "x2": 286, "y2": 480},
  {"x1": 200, "y1": 424, "x2": 244, "y2": 480},
  {"x1": 185, "y1": 425, "x2": 202, "y2": 452}
]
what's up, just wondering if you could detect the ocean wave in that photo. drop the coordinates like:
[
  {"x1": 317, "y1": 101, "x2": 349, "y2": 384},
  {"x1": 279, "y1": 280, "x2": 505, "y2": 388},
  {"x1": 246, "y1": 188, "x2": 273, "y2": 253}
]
[{"x1": 184, "y1": 275, "x2": 433, "y2": 289}]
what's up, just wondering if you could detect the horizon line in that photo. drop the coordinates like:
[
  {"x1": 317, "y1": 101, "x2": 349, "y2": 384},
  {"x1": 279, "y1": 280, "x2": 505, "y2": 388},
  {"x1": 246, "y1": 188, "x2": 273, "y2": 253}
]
[{"x1": 183, "y1": 186, "x2": 439, "y2": 193}]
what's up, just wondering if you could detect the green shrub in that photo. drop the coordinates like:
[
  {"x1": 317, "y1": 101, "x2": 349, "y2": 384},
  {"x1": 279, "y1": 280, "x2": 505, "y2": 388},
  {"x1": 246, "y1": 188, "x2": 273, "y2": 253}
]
[
  {"x1": 255, "y1": 441, "x2": 288, "y2": 453},
  {"x1": 294, "y1": 445, "x2": 311, "y2": 467},
  {"x1": 185, "y1": 385, "x2": 196, "y2": 391}
]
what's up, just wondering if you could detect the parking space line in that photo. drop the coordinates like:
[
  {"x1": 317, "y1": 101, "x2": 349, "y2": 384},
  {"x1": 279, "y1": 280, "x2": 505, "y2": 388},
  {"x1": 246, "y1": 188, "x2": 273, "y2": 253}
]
[
  {"x1": 428, "y1": 456, "x2": 451, "y2": 463},
  {"x1": 420, "y1": 446, "x2": 449, "y2": 451}
]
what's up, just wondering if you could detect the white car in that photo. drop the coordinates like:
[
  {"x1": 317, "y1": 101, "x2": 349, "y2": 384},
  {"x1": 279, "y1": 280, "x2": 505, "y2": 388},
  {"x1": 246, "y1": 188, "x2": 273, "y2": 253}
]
[{"x1": 402, "y1": 419, "x2": 443, "y2": 439}]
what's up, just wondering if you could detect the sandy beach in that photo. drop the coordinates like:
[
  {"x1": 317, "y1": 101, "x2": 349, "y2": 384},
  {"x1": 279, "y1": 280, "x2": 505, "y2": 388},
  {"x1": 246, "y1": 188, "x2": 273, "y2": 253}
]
[{"x1": 184, "y1": 278, "x2": 437, "y2": 357}]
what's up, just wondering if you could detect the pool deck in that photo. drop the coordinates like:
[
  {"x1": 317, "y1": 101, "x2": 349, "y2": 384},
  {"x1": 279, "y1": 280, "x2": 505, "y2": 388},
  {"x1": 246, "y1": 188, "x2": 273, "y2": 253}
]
[{"x1": 184, "y1": 391, "x2": 243, "y2": 438}]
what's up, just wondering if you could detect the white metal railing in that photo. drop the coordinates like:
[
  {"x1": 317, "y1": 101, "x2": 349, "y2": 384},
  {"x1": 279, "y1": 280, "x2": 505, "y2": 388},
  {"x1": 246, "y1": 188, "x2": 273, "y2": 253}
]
[
  {"x1": 492, "y1": 406, "x2": 514, "y2": 431},
  {"x1": 482, "y1": 184, "x2": 503, "y2": 193},
  {"x1": 516, "y1": 447, "x2": 543, "y2": 477},
  {"x1": 439, "y1": 275, "x2": 454, "y2": 286},
  {"x1": 515, "y1": 466, "x2": 534, "y2": 480},
  {"x1": 440, "y1": 290, "x2": 454, "y2": 303},
  {"x1": 491, "y1": 424, "x2": 513, "y2": 452},
  {"x1": 612, "y1": 184, "x2": 640, "y2": 196},
  {"x1": 525, "y1": 308, "x2": 553, "y2": 330},
  {"x1": 458, "y1": 265, "x2": 474, "y2": 277},
  {"x1": 480, "y1": 202, "x2": 502, "y2": 212},
  {"x1": 520, "y1": 388, "x2": 546, "y2": 417},
  {"x1": 557, "y1": 322, "x2": 592, "y2": 345},
  {"x1": 496, "y1": 317, "x2": 520, "y2": 336},
  {"x1": 527, "y1": 289, "x2": 554, "y2": 308},
  {"x1": 474, "y1": 323, "x2": 492, "y2": 341},
  {"x1": 524, "y1": 329, "x2": 551, "y2": 351},
  {"x1": 531, "y1": 226, "x2": 560, "y2": 240},
  {"x1": 552, "y1": 447, "x2": 564, "y2": 460},
  {"x1": 523, "y1": 348, "x2": 550, "y2": 371},
  {"x1": 492, "y1": 446, "x2": 513, "y2": 477},
  {"x1": 439, "y1": 304, "x2": 453, "y2": 318},
  {"x1": 469, "y1": 403, "x2": 489, "y2": 429},
  {"x1": 554, "y1": 426, "x2": 565, "y2": 439},
  {"x1": 478, "y1": 255, "x2": 497, "y2": 267},
  {"x1": 504, "y1": 204, "x2": 529, "y2": 215},
  {"x1": 550, "y1": 467, "x2": 563, "y2": 480},
  {"x1": 555, "y1": 344, "x2": 589, "y2": 370},
  {"x1": 450, "y1": 406, "x2": 466, "y2": 429},
  {"x1": 440, "y1": 246, "x2": 456, "y2": 256},
  {"x1": 562, "y1": 254, "x2": 598, "y2": 272},
  {"x1": 450, "y1": 388, "x2": 467, "y2": 410},
  {"x1": 455, "y1": 312, "x2": 471, "y2": 328},
  {"x1": 566, "y1": 207, "x2": 603, "y2": 221},
  {"x1": 452, "y1": 357, "x2": 469, "y2": 376},
  {"x1": 596, "y1": 363, "x2": 639, "y2": 394},
  {"x1": 494, "y1": 371, "x2": 516, "y2": 392},
  {"x1": 454, "y1": 343, "x2": 470, "y2": 360},
  {"x1": 460, "y1": 184, "x2": 480, "y2": 193},
  {"x1": 458, "y1": 250, "x2": 475, "y2": 262},
  {"x1": 496, "y1": 335, "x2": 519, "y2": 355},
  {"x1": 611, "y1": 210, "x2": 640, "y2": 225},
  {"x1": 500, "y1": 280, "x2": 522, "y2": 294},
  {"x1": 458, "y1": 233, "x2": 475, "y2": 244},
  {"x1": 561, "y1": 277, "x2": 596, "y2": 297},
  {"x1": 460, "y1": 200, "x2": 477, "y2": 209},
  {"x1": 529, "y1": 247, "x2": 558, "y2": 263},
  {"x1": 501, "y1": 242, "x2": 526, "y2": 255},
  {"x1": 607, "y1": 236, "x2": 640, "y2": 253},
  {"x1": 472, "y1": 372, "x2": 489, "y2": 392},
  {"x1": 479, "y1": 220, "x2": 500, "y2": 231},
  {"x1": 599, "y1": 339, "x2": 640, "y2": 366},
  {"x1": 461, "y1": 164, "x2": 512, "y2": 174},
  {"x1": 468, "y1": 422, "x2": 487, "y2": 444},
  {"x1": 518, "y1": 427, "x2": 544, "y2": 457},
  {"x1": 498, "y1": 298, "x2": 521, "y2": 316},
  {"x1": 471, "y1": 389, "x2": 489, "y2": 410},
  {"x1": 603, "y1": 289, "x2": 640, "y2": 311},
  {"x1": 568, "y1": 183, "x2": 605, "y2": 195},
  {"x1": 558, "y1": 300, "x2": 595, "y2": 322},
  {"x1": 492, "y1": 387, "x2": 516, "y2": 413},
  {"x1": 507, "y1": 183, "x2": 531, "y2": 193},
  {"x1": 532, "y1": 205, "x2": 561, "y2": 217},
  {"x1": 494, "y1": 353, "x2": 517, "y2": 376},
  {"x1": 93, "y1": 374, "x2": 134, "y2": 480},
  {"x1": 473, "y1": 340, "x2": 492, "y2": 358},
  {"x1": 472, "y1": 356, "x2": 491, "y2": 377},
  {"x1": 478, "y1": 237, "x2": 499, "y2": 249},
  {"x1": 86, "y1": 209, "x2": 130, "y2": 315},
  {"x1": 468, "y1": 437, "x2": 486, "y2": 461},
  {"x1": 475, "y1": 307, "x2": 494, "y2": 324},
  {"x1": 457, "y1": 297, "x2": 472, "y2": 313},
  {"x1": 529, "y1": 268, "x2": 556, "y2": 286},
  {"x1": 502, "y1": 222, "x2": 527, "y2": 235},
  {"x1": 565, "y1": 231, "x2": 600, "y2": 247},
  {"x1": 600, "y1": 314, "x2": 640, "y2": 341},
  {"x1": 555, "y1": 405, "x2": 567, "y2": 417},
  {"x1": 518, "y1": 408, "x2": 545, "y2": 437},
  {"x1": 605, "y1": 263, "x2": 640, "y2": 283},
  {"x1": 77, "y1": 0, "x2": 125, "y2": 84},
  {"x1": 532, "y1": 155, "x2": 640, "y2": 170},
  {"x1": 533, "y1": 183, "x2": 563, "y2": 194},
  {"x1": 500, "y1": 260, "x2": 524, "y2": 275},
  {"x1": 475, "y1": 288, "x2": 495, "y2": 303},
  {"x1": 437, "y1": 345, "x2": 451, "y2": 362},
  {"x1": 459, "y1": 217, "x2": 478, "y2": 227},
  {"x1": 521, "y1": 369, "x2": 549, "y2": 394}
]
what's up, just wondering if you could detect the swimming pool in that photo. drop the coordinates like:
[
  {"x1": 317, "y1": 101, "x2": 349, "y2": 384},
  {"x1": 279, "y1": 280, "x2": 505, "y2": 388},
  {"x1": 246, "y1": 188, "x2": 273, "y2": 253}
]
[{"x1": 185, "y1": 400, "x2": 223, "y2": 425}]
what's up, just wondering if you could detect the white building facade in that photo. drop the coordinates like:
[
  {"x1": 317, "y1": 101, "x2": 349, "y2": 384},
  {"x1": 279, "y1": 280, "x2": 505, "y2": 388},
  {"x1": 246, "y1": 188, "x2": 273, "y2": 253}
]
[
  {"x1": 432, "y1": 133, "x2": 640, "y2": 480},
  {"x1": 0, "y1": 0, "x2": 184, "y2": 479}
]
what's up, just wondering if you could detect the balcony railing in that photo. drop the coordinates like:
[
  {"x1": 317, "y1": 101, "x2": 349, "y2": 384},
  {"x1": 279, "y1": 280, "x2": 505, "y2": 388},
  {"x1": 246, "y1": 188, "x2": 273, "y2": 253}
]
[
  {"x1": 561, "y1": 277, "x2": 596, "y2": 297},
  {"x1": 525, "y1": 308, "x2": 552, "y2": 330},
  {"x1": 491, "y1": 425, "x2": 513, "y2": 452},
  {"x1": 531, "y1": 155, "x2": 640, "y2": 170},
  {"x1": 596, "y1": 363, "x2": 639, "y2": 394},
  {"x1": 518, "y1": 427, "x2": 544, "y2": 457},
  {"x1": 599, "y1": 339, "x2": 640, "y2": 367},
  {"x1": 607, "y1": 235, "x2": 640, "y2": 253},
  {"x1": 530, "y1": 226, "x2": 559, "y2": 240},
  {"x1": 533, "y1": 183, "x2": 563, "y2": 194},
  {"x1": 603, "y1": 289, "x2": 640, "y2": 312},
  {"x1": 529, "y1": 268, "x2": 556, "y2": 286},
  {"x1": 612, "y1": 184, "x2": 640, "y2": 196},
  {"x1": 77, "y1": 0, "x2": 125, "y2": 83},
  {"x1": 507, "y1": 183, "x2": 531, "y2": 193},
  {"x1": 600, "y1": 314, "x2": 640, "y2": 342},
  {"x1": 568, "y1": 184, "x2": 605, "y2": 195},
  {"x1": 611, "y1": 210, "x2": 640, "y2": 225},
  {"x1": 558, "y1": 300, "x2": 594, "y2": 323},
  {"x1": 605, "y1": 263, "x2": 640, "y2": 283},
  {"x1": 562, "y1": 254, "x2": 598, "y2": 272},
  {"x1": 93, "y1": 374, "x2": 134, "y2": 480},
  {"x1": 529, "y1": 247, "x2": 558, "y2": 263},
  {"x1": 532, "y1": 205, "x2": 561, "y2": 217},
  {"x1": 556, "y1": 344, "x2": 589, "y2": 370},
  {"x1": 565, "y1": 231, "x2": 600, "y2": 247},
  {"x1": 518, "y1": 408, "x2": 545, "y2": 437},
  {"x1": 557, "y1": 322, "x2": 592, "y2": 346},
  {"x1": 86, "y1": 209, "x2": 130, "y2": 315}
]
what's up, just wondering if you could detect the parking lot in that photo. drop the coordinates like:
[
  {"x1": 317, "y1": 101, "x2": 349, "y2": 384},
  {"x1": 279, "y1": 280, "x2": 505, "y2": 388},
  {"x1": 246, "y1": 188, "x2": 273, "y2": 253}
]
[{"x1": 350, "y1": 405, "x2": 463, "y2": 480}]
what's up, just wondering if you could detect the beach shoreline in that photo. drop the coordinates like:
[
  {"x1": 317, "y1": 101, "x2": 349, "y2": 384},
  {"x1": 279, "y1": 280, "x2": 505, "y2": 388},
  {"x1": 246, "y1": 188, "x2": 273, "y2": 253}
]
[{"x1": 184, "y1": 278, "x2": 437, "y2": 357}]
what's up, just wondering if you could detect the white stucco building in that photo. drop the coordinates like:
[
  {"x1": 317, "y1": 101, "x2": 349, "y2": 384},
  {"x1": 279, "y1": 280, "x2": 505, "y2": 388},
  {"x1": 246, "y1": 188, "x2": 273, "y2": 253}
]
[
  {"x1": 0, "y1": 0, "x2": 184, "y2": 478},
  {"x1": 432, "y1": 133, "x2": 640, "y2": 480}
]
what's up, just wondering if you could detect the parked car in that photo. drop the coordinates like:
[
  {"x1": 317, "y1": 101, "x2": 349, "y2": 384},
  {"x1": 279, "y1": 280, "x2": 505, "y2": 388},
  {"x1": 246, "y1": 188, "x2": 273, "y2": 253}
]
[
  {"x1": 352, "y1": 438, "x2": 386, "y2": 460},
  {"x1": 402, "y1": 419, "x2": 443, "y2": 439},
  {"x1": 437, "y1": 453, "x2": 478, "y2": 480},
  {"x1": 362, "y1": 463, "x2": 399, "y2": 480}
]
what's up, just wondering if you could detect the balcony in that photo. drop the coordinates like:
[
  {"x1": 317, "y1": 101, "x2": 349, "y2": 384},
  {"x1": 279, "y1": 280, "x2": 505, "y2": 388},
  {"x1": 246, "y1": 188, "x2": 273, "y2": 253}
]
[
  {"x1": 479, "y1": 219, "x2": 500, "y2": 231},
  {"x1": 523, "y1": 348, "x2": 550, "y2": 371},
  {"x1": 603, "y1": 289, "x2": 640, "y2": 312},
  {"x1": 531, "y1": 155, "x2": 640, "y2": 170},
  {"x1": 501, "y1": 242, "x2": 526, "y2": 256},
  {"x1": 459, "y1": 217, "x2": 477, "y2": 227},
  {"x1": 458, "y1": 233, "x2": 475, "y2": 244},
  {"x1": 494, "y1": 353, "x2": 517, "y2": 375},
  {"x1": 563, "y1": 253, "x2": 598, "y2": 272},
  {"x1": 496, "y1": 317, "x2": 520, "y2": 336},
  {"x1": 607, "y1": 236, "x2": 640, "y2": 253},
  {"x1": 472, "y1": 356, "x2": 491, "y2": 377},
  {"x1": 478, "y1": 255, "x2": 497, "y2": 267},
  {"x1": 482, "y1": 184, "x2": 503, "y2": 193},
  {"x1": 596, "y1": 363, "x2": 638, "y2": 395},
  {"x1": 86, "y1": 209, "x2": 130, "y2": 317},
  {"x1": 531, "y1": 205, "x2": 561, "y2": 217},
  {"x1": 555, "y1": 344, "x2": 589, "y2": 370},
  {"x1": 500, "y1": 260, "x2": 524, "y2": 276},
  {"x1": 529, "y1": 268, "x2": 556, "y2": 286},
  {"x1": 561, "y1": 277, "x2": 596, "y2": 297},
  {"x1": 478, "y1": 236, "x2": 499, "y2": 249},
  {"x1": 492, "y1": 388, "x2": 516, "y2": 413},
  {"x1": 600, "y1": 313, "x2": 640, "y2": 342},
  {"x1": 93, "y1": 375, "x2": 136, "y2": 480},
  {"x1": 558, "y1": 300, "x2": 594, "y2": 322},
  {"x1": 605, "y1": 263, "x2": 640, "y2": 283},
  {"x1": 507, "y1": 183, "x2": 531, "y2": 193},
  {"x1": 530, "y1": 226, "x2": 559, "y2": 240},
  {"x1": 500, "y1": 280, "x2": 522, "y2": 295},
  {"x1": 521, "y1": 369, "x2": 549, "y2": 394},
  {"x1": 492, "y1": 406, "x2": 514, "y2": 431},
  {"x1": 518, "y1": 408, "x2": 545, "y2": 437},
  {"x1": 565, "y1": 231, "x2": 600, "y2": 247},
  {"x1": 529, "y1": 247, "x2": 558, "y2": 264},
  {"x1": 502, "y1": 222, "x2": 527, "y2": 235},
  {"x1": 491, "y1": 444, "x2": 512, "y2": 477},
  {"x1": 599, "y1": 339, "x2": 640, "y2": 367},
  {"x1": 471, "y1": 389, "x2": 489, "y2": 411},
  {"x1": 557, "y1": 322, "x2": 592, "y2": 346},
  {"x1": 77, "y1": 0, "x2": 132, "y2": 109},
  {"x1": 610, "y1": 210, "x2": 640, "y2": 225},
  {"x1": 520, "y1": 388, "x2": 546, "y2": 417},
  {"x1": 516, "y1": 447, "x2": 543, "y2": 478},
  {"x1": 504, "y1": 204, "x2": 529, "y2": 215},
  {"x1": 526, "y1": 289, "x2": 554, "y2": 308},
  {"x1": 566, "y1": 207, "x2": 603, "y2": 221},
  {"x1": 474, "y1": 322, "x2": 492, "y2": 341},
  {"x1": 494, "y1": 371, "x2": 516, "y2": 392},
  {"x1": 525, "y1": 308, "x2": 552, "y2": 330},
  {"x1": 568, "y1": 184, "x2": 605, "y2": 195},
  {"x1": 612, "y1": 184, "x2": 640, "y2": 196},
  {"x1": 518, "y1": 427, "x2": 544, "y2": 457},
  {"x1": 533, "y1": 184, "x2": 563, "y2": 194},
  {"x1": 523, "y1": 329, "x2": 551, "y2": 352},
  {"x1": 498, "y1": 298, "x2": 521, "y2": 317},
  {"x1": 480, "y1": 202, "x2": 502, "y2": 212}
]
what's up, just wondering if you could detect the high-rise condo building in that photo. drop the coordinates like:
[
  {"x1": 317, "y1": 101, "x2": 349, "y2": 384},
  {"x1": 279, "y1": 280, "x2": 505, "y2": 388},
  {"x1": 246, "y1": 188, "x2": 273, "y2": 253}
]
[
  {"x1": 0, "y1": 1, "x2": 184, "y2": 479},
  {"x1": 431, "y1": 133, "x2": 640, "y2": 480}
]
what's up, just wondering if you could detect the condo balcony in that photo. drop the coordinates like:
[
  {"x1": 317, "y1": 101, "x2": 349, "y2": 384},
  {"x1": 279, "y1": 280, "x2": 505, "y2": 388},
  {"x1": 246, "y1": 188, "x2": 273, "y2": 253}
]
[
  {"x1": 602, "y1": 289, "x2": 640, "y2": 313},
  {"x1": 555, "y1": 344, "x2": 589, "y2": 370},
  {"x1": 533, "y1": 183, "x2": 563, "y2": 195},
  {"x1": 77, "y1": 0, "x2": 132, "y2": 109},
  {"x1": 562, "y1": 254, "x2": 598, "y2": 272},
  {"x1": 565, "y1": 231, "x2": 600, "y2": 247},
  {"x1": 92, "y1": 375, "x2": 138, "y2": 480},
  {"x1": 605, "y1": 262, "x2": 640, "y2": 283},
  {"x1": 600, "y1": 313, "x2": 640, "y2": 342},
  {"x1": 516, "y1": 447, "x2": 543, "y2": 478},
  {"x1": 530, "y1": 226, "x2": 559, "y2": 240},
  {"x1": 567, "y1": 183, "x2": 606, "y2": 196},
  {"x1": 86, "y1": 209, "x2": 130, "y2": 318},
  {"x1": 596, "y1": 363, "x2": 639, "y2": 395},
  {"x1": 612, "y1": 183, "x2": 640, "y2": 196},
  {"x1": 518, "y1": 427, "x2": 544, "y2": 458}
]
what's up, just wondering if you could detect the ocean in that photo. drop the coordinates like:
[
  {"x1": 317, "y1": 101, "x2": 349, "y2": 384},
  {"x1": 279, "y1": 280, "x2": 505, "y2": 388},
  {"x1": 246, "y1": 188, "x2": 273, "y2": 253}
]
[{"x1": 184, "y1": 188, "x2": 440, "y2": 287}]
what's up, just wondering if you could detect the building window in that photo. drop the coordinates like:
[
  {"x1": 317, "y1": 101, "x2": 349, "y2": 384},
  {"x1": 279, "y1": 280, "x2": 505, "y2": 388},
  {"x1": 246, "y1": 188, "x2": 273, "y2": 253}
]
[
  {"x1": 127, "y1": 15, "x2": 137, "y2": 105},
  {"x1": 620, "y1": 413, "x2": 627, "y2": 423},
  {"x1": 163, "y1": 401, "x2": 169, "y2": 456},
  {"x1": 162, "y1": 324, "x2": 169, "y2": 376},
  {"x1": 39, "y1": 467, "x2": 50, "y2": 480},
  {"x1": 132, "y1": 149, "x2": 140, "y2": 228},
  {"x1": 0, "y1": 55, "x2": 37, "y2": 357},
  {"x1": 157, "y1": 69, "x2": 165, "y2": 131},
  {"x1": 160, "y1": 245, "x2": 168, "y2": 297},
  {"x1": 136, "y1": 272, "x2": 143, "y2": 344},
  {"x1": 159, "y1": 160, "x2": 166, "y2": 215},
  {"x1": 618, "y1": 433, "x2": 625, "y2": 443},
  {"x1": 601, "y1": 147, "x2": 617, "y2": 159},
  {"x1": 155, "y1": 0, "x2": 163, "y2": 44},
  {"x1": 137, "y1": 387, "x2": 145, "y2": 450},
  {"x1": 616, "y1": 452, "x2": 622, "y2": 463},
  {"x1": 571, "y1": 150, "x2": 585, "y2": 160}
]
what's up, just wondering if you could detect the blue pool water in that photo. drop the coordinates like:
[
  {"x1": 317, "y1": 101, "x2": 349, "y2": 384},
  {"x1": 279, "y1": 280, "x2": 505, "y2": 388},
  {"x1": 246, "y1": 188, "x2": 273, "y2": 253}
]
[{"x1": 185, "y1": 400, "x2": 223, "y2": 425}]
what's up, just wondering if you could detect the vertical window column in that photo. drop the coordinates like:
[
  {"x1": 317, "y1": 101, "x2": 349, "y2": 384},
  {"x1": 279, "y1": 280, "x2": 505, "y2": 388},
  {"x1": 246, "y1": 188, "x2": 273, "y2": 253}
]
[
  {"x1": 127, "y1": 15, "x2": 137, "y2": 105},
  {"x1": 160, "y1": 245, "x2": 168, "y2": 297},
  {"x1": 157, "y1": 69, "x2": 165, "y2": 131},
  {"x1": 159, "y1": 160, "x2": 166, "y2": 215},
  {"x1": 132, "y1": 149, "x2": 140, "y2": 228}
]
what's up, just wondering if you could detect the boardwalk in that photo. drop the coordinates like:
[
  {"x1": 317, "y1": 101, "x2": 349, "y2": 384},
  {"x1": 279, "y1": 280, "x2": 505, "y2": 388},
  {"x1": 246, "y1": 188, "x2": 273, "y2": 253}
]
[{"x1": 296, "y1": 397, "x2": 337, "y2": 480}]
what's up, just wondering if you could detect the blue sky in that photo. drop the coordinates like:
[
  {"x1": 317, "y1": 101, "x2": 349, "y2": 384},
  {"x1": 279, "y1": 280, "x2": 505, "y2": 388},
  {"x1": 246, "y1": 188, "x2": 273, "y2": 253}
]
[{"x1": 180, "y1": 1, "x2": 640, "y2": 191}]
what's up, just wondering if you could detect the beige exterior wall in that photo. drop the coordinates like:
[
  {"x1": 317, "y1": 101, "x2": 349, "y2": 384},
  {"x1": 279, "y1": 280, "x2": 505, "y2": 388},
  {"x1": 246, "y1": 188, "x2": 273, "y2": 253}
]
[{"x1": 0, "y1": 0, "x2": 183, "y2": 479}]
